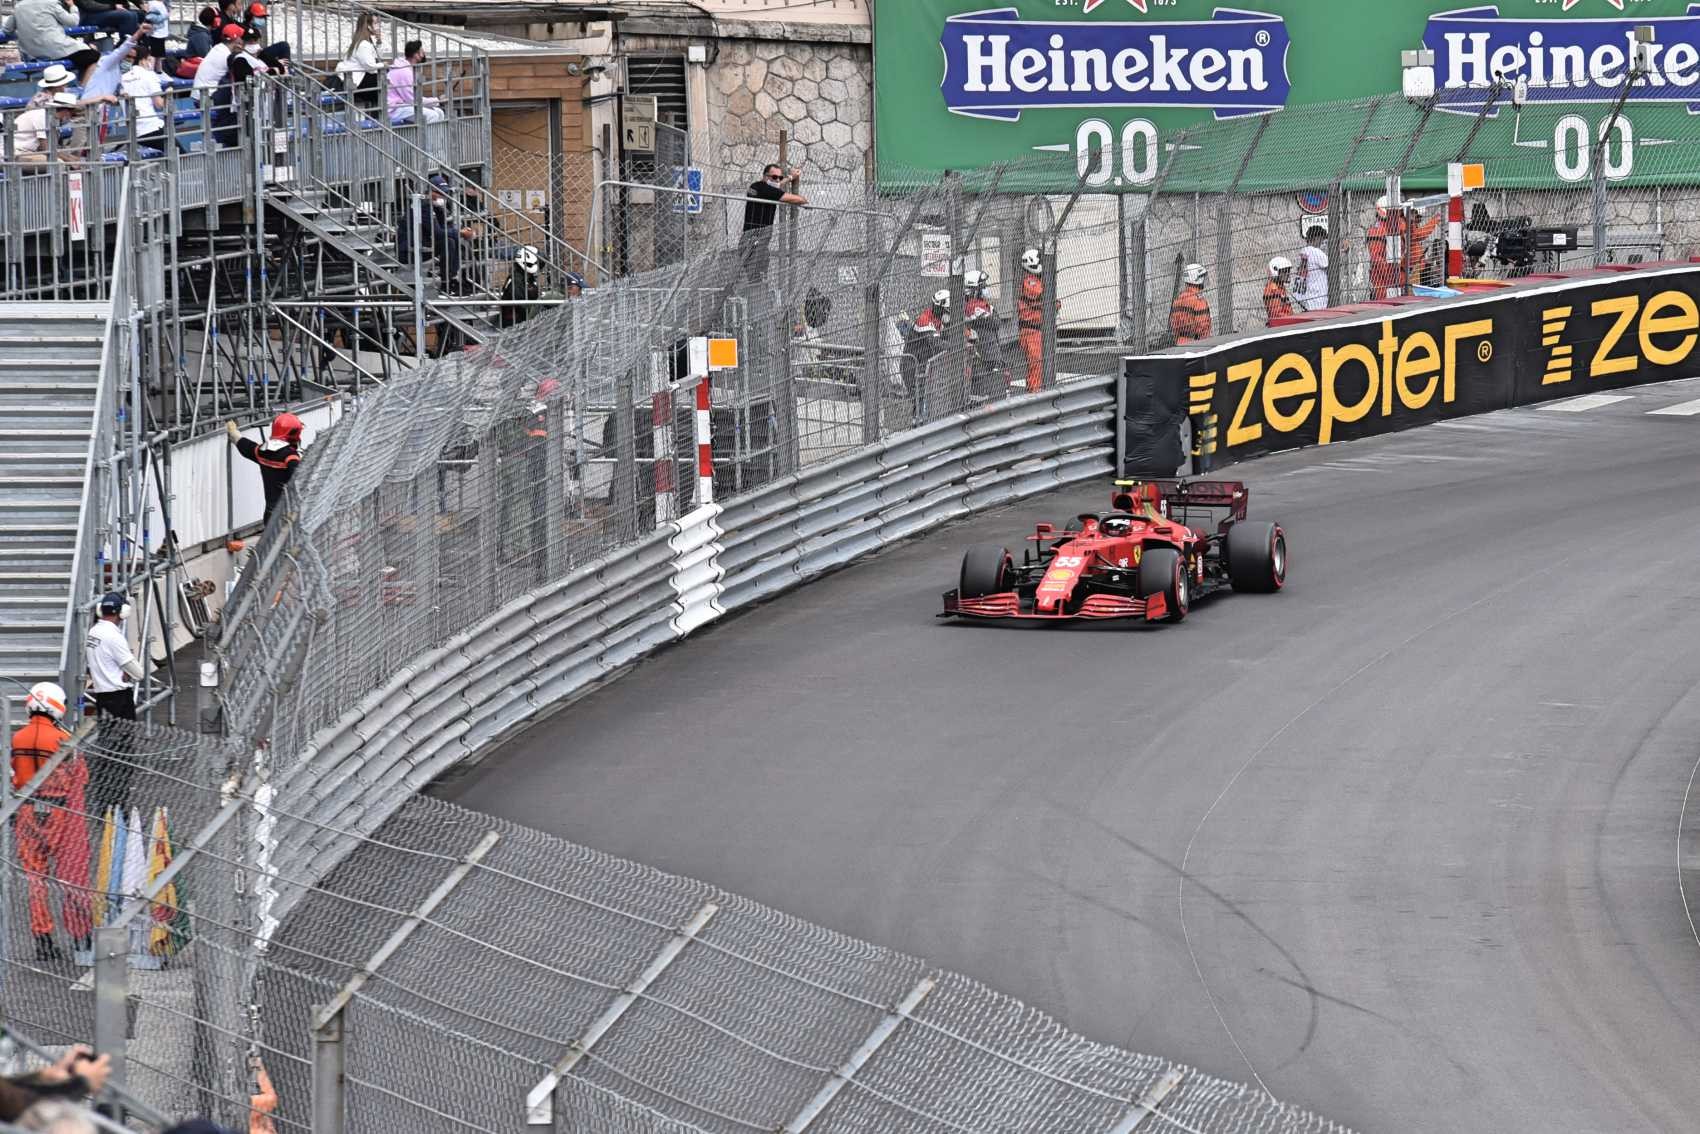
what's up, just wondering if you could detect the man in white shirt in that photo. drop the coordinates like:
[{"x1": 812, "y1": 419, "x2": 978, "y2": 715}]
[
  {"x1": 86, "y1": 591, "x2": 144, "y2": 821},
  {"x1": 1294, "y1": 222, "x2": 1331, "y2": 311},
  {"x1": 12, "y1": 89, "x2": 80, "y2": 161},
  {"x1": 121, "y1": 40, "x2": 166, "y2": 139},
  {"x1": 192, "y1": 21, "x2": 242, "y2": 102}
]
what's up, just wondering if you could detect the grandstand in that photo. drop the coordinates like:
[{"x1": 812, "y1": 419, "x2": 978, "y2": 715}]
[{"x1": 0, "y1": 0, "x2": 596, "y2": 714}]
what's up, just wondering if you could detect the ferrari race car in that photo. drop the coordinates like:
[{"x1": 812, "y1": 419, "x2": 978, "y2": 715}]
[{"x1": 940, "y1": 479, "x2": 1285, "y2": 624}]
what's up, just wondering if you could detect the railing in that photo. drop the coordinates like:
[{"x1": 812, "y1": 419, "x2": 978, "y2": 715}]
[
  {"x1": 266, "y1": 70, "x2": 601, "y2": 282},
  {"x1": 58, "y1": 168, "x2": 133, "y2": 701}
]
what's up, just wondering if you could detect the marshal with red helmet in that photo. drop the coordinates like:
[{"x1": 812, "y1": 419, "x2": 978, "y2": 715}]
[
  {"x1": 225, "y1": 412, "x2": 304, "y2": 525},
  {"x1": 940, "y1": 480, "x2": 1285, "y2": 624}
]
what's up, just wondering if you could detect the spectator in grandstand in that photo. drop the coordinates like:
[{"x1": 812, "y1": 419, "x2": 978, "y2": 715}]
[
  {"x1": 75, "y1": 0, "x2": 141, "y2": 40},
  {"x1": 336, "y1": 12, "x2": 383, "y2": 110},
  {"x1": 12, "y1": 90, "x2": 87, "y2": 162},
  {"x1": 206, "y1": 25, "x2": 270, "y2": 147},
  {"x1": 1292, "y1": 222, "x2": 1330, "y2": 311},
  {"x1": 183, "y1": 4, "x2": 217, "y2": 58},
  {"x1": 499, "y1": 245, "x2": 541, "y2": 328},
  {"x1": 1, "y1": 1049, "x2": 110, "y2": 1123},
  {"x1": 3, "y1": 0, "x2": 100, "y2": 82},
  {"x1": 25, "y1": 63, "x2": 76, "y2": 109},
  {"x1": 10, "y1": 681, "x2": 91, "y2": 961},
  {"x1": 121, "y1": 38, "x2": 168, "y2": 143},
  {"x1": 1168, "y1": 263, "x2": 1211, "y2": 345},
  {"x1": 397, "y1": 176, "x2": 473, "y2": 288},
  {"x1": 387, "y1": 39, "x2": 445, "y2": 125},
  {"x1": 139, "y1": 0, "x2": 168, "y2": 59},
  {"x1": 225, "y1": 413, "x2": 303, "y2": 526},
  {"x1": 228, "y1": 26, "x2": 271, "y2": 83},
  {"x1": 739, "y1": 162, "x2": 805, "y2": 284},
  {"x1": 192, "y1": 20, "x2": 242, "y2": 109},
  {"x1": 79, "y1": 22, "x2": 150, "y2": 102},
  {"x1": 1263, "y1": 256, "x2": 1295, "y2": 325},
  {"x1": 243, "y1": 2, "x2": 289, "y2": 70}
]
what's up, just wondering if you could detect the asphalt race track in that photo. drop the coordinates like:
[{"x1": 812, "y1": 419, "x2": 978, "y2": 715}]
[{"x1": 443, "y1": 378, "x2": 1700, "y2": 1132}]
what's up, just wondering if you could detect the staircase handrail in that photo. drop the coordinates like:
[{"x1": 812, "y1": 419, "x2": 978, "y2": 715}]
[
  {"x1": 260, "y1": 70, "x2": 604, "y2": 282},
  {"x1": 60, "y1": 168, "x2": 133, "y2": 699}
]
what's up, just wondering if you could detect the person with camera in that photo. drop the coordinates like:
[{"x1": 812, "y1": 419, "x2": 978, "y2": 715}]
[{"x1": 0, "y1": 1046, "x2": 112, "y2": 1122}]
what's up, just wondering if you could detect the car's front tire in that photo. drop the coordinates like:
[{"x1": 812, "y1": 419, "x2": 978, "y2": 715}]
[
  {"x1": 1226, "y1": 521, "x2": 1286, "y2": 593},
  {"x1": 959, "y1": 544, "x2": 1013, "y2": 598},
  {"x1": 1138, "y1": 546, "x2": 1188, "y2": 622}
]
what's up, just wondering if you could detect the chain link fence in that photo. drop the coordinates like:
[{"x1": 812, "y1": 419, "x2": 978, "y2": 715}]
[
  {"x1": 14, "y1": 74, "x2": 1700, "y2": 1131},
  {"x1": 2, "y1": 721, "x2": 1349, "y2": 1133}
]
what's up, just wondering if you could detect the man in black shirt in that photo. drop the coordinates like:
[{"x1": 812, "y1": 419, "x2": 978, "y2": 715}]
[
  {"x1": 225, "y1": 412, "x2": 303, "y2": 525},
  {"x1": 740, "y1": 162, "x2": 807, "y2": 283}
]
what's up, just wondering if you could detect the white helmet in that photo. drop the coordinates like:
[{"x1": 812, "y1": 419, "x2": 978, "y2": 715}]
[
  {"x1": 1020, "y1": 248, "x2": 1042, "y2": 273},
  {"x1": 1268, "y1": 255, "x2": 1294, "y2": 280},
  {"x1": 514, "y1": 245, "x2": 540, "y2": 275},
  {"x1": 1375, "y1": 195, "x2": 1391, "y2": 215},
  {"x1": 1182, "y1": 263, "x2": 1207, "y2": 286},
  {"x1": 26, "y1": 681, "x2": 67, "y2": 722},
  {"x1": 963, "y1": 269, "x2": 987, "y2": 293},
  {"x1": 932, "y1": 289, "x2": 951, "y2": 309}
]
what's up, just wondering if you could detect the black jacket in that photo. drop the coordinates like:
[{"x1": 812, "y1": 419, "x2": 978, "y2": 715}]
[{"x1": 235, "y1": 437, "x2": 301, "y2": 523}]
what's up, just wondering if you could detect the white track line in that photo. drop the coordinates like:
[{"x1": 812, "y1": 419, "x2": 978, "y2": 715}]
[
  {"x1": 1646, "y1": 397, "x2": 1700, "y2": 417},
  {"x1": 1539, "y1": 394, "x2": 1634, "y2": 413}
]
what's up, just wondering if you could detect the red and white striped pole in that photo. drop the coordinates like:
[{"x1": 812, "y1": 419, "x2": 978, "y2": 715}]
[
  {"x1": 1446, "y1": 162, "x2": 1466, "y2": 282},
  {"x1": 695, "y1": 375, "x2": 714, "y2": 506},
  {"x1": 652, "y1": 387, "x2": 675, "y2": 524}
]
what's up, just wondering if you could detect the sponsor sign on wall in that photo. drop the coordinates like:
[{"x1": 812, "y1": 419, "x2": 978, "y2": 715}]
[
  {"x1": 875, "y1": 1, "x2": 1700, "y2": 191},
  {"x1": 1117, "y1": 264, "x2": 1700, "y2": 473}
]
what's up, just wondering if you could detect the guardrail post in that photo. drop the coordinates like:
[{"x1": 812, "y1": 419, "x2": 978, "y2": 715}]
[
  {"x1": 311, "y1": 1005, "x2": 346, "y2": 1134},
  {"x1": 861, "y1": 150, "x2": 882, "y2": 444},
  {"x1": 93, "y1": 924, "x2": 129, "y2": 1097}
]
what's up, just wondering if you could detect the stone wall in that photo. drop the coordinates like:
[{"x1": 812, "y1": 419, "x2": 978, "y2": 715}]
[{"x1": 707, "y1": 38, "x2": 872, "y2": 181}]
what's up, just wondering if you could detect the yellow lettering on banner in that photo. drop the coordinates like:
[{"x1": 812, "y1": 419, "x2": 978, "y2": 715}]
[
  {"x1": 1396, "y1": 331, "x2": 1440, "y2": 410},
  {"x1": 1377, "y1": 321, "x2": 1400, "y2": 417},
  {"x1": 1591, "y1": 294, "x2": 1638, "y2": 377},
  {"x1": 1442, "y1": 319, "x2": 1494, "y2": 403},
  {"x1": 1226, "y1": 359, "x2": 1263, "y2": 446},
  {"x1": 1262, "y1": 352, "x2": 1317, "y2": 434},
  {"x1": 1319, "y1": 343, "x2": 1377, "y2": 445},
  {"x1": 1638, "y1": 290, "x2": 1698, "y2": 367}
]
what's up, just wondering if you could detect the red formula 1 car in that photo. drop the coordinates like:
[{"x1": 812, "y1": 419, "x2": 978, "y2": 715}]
[{"x1": 941, "y1": 480, "x2": 1285, "y2": 624}]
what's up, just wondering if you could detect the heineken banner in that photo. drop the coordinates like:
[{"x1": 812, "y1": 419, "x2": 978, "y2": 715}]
[{"x1": 874, "y1": 0, "x2": 1700, "y2": 190}]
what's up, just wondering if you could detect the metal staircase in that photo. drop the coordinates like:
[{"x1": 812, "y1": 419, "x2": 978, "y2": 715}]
[{"x1": 0, "y1": 303, "x2": 108, "y2": 708}]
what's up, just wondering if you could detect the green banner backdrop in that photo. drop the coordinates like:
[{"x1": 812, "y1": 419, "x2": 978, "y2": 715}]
[{"x1": 874, "y1": 0, "x2": 1700, "y2": 191}]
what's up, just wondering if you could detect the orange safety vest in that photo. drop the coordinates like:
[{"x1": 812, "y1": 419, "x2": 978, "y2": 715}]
[
  {"x1": 1263, "y1": 280, "x2": 1293, "y2": 324},
  {"x1": 1169, "y1": 286, "x2": 1211, "y2": 343},
  {"x1": 11, "y1": 716, "x2": 77, "y2": 796},
  {"x1": 1017, "y1": 273, "x2": 1047, "y2": 329}
]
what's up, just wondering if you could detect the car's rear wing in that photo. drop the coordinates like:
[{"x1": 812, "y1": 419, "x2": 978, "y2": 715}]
[{"x1": 1114, "y1": 478, "x2": 1249, "y2": 524}]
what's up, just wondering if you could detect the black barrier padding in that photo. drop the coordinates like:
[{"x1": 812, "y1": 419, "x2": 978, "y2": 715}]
[
  {"x1": 1118, "y1": 264, "x2": 1700, "y2": 475},
  {"x1": 1119, "y1": 356, "x2": 1187, "y2": 476}
]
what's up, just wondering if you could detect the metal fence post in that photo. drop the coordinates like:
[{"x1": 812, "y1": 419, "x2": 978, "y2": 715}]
[
  {"x1": 93, "y1": 924, "x2": 129, "y2": 1095},
  {"x1": 311, "y1": 1006, "x2": 346, "y2": 1134},
  {"x1": 860, "y1": 151, "x2": 882, "y2": 444},
  {"x1": 945, "y1": 172, "x2": 967, "y2": 408}
]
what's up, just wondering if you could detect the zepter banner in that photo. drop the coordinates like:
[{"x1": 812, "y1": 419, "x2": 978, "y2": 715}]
[
  {"x1": 1117, "y1": 263, "x2": 1700, "y2": 473},
  {"x1": 875, "y1": 1, "x2": 1700, "y2": 191}
]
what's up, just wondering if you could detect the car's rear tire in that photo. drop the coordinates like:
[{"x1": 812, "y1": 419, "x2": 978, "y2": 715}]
[
  {"x1": 960, "y1": 544, "x2": 1013, "y2": 598},
  {"x1": 1138, "y1": 546, "x2": 1188, "y2": 622},
  {"x1": 1226, "y1": 521, "x2": 1286, "y2": 593}
]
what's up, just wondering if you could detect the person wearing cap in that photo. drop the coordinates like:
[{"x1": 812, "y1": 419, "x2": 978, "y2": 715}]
[
  {"x1": 85, "y1": 590, "x2": 143, "y2": 819},
  {"x1": 11, "y1": 681, "x2": 92, "y2": 961},
  {"x1": 387, "y1": 38, "x2": 444, "y2": 125},
  {"x1": 498, "y1": 245, "x2": 541, "y2": 328},
  {"x1": 3, "y1": 0, "x2": 101, "y2": 79},
  {"x1": 1293, "y1": 222, "x2": 1331, "y2": 311},
  {"x1": 243, "y1": 2, "x2": 290, "y2": 69},
  {"x1": 13, "y1": 89, "x2": 85, "y2": 162},
  {"x1": 225, "y1": 413, "x2": 303, "y2": 526},
  {"x1": 398, "y1": 175, "x2": 473, "y2": 291},
  {"x1": 565, "y1": 271, "x2": 586, "y2": 298},
  {"x1": 193, "y1": 19, "x2": 242, "y2": 104}
]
